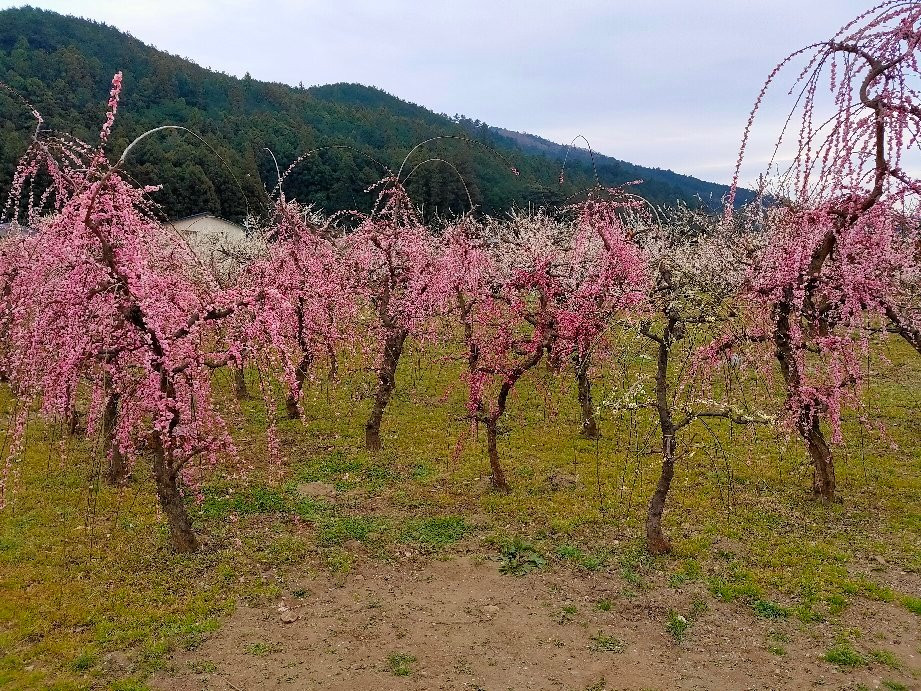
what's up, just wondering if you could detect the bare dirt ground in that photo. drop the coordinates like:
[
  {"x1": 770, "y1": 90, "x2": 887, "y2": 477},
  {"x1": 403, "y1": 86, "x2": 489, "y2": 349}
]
[{"x1": 151, "y1": 554, "x2": 921, "y2": 691}]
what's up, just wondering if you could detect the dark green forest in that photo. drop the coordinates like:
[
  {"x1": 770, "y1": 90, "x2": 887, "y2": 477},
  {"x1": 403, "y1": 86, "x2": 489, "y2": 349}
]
[{"x1": 0, "y1": 6, "x2": 752, "y2": 221}]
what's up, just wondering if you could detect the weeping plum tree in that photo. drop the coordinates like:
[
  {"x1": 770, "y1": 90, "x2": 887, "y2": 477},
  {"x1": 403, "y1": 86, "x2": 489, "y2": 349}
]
[
  {"x1": 1, "y1": 74, "x2": 243, "y2": 552},
  {"x1": 343, "y1": 178, "x2": 441, "y2": 452},
  {"x1": 239, "y1": 198, "x2": 355, "y2": 419},
  {"x1": 729, "y1": 1, "x2": 921, "y2": 501},
  {"x1": 0, "y1": 233, "x2": 28, "y2": 383},
  {"x1": 443, "y1": 192, "x2": 646, "y2": 490},
  {"x1": 184, "y1": 214, "x2": 267, "y2": 402}
]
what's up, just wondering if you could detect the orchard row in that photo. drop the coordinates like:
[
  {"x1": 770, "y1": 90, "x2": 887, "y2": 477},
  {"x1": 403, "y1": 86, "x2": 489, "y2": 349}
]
[{"x1": 1, "y1": 2, "x2": 920, "y2": 555}]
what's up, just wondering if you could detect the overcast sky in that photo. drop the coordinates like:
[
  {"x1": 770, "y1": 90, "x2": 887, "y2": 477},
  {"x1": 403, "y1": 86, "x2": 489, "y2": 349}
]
[{"x1": 2, "y1": 1, "x2": 871, "y2": 185}]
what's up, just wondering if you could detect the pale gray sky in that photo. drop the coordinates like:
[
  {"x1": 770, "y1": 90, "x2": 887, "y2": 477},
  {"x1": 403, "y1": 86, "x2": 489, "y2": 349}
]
[{"x1": 2, "y1": 1, "x2": 871, "y2": 184}]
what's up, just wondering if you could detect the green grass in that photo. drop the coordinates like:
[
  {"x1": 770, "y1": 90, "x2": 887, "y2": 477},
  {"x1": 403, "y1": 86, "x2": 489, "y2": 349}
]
[
  {"x1": 665, "y1": 610, "x2": 690, "y2": 643},
  {"x1": 824, "y1": 642, "x2": 865, "y2": 667},
  {"x1": 1, "y1": 337, "x2": 920, "y2": 686},
  {"x1": 751, "y1": 599, "x2": 790, "y2": 619},
  {"x1": 497, "y1": 537, "x2": 547, "y2": 576},
  {"x1": 400, "y1": 515, "x2": 471, "y2": 548},
  {"x1": 903, "y1": 595, "x2": 921, "y2": 615},
  {"x1": 869, "y1": 649, "x2": 899, "y2": 668},
  {"x1": 556, "y1": 543, "x2": 609, "y2": 571},
  {"x1": 386, "y1": 651, "x2": 416, "y2": 677},
  {"x1": 590, "y1": 632, "x2": 625, "y2": 652},
  {"x1": 243, "y1": 641, "x2": 278, "y2": 656}
]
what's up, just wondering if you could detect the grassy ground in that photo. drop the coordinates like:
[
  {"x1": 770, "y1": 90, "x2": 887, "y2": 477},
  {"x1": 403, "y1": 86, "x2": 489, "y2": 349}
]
[{"x1": 0, "y1": 334, "x2": 919, "y2": 689}]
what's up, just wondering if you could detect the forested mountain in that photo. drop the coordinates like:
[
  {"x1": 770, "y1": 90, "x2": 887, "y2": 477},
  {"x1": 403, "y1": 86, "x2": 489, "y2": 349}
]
[{"x1": 0, "y1": 6, "x2": 753, "y2": 221}]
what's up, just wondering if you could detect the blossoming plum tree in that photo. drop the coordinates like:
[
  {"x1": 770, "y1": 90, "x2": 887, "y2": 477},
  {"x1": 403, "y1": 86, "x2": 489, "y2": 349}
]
[
  {"x1": 342, "y1": 178, "x2": 442, "y2": 451},
  {"x1": 444, "y1": 192, "x2": 647, "y2": 490},
  {"x1": 3, "y1": 74, "x2": 242, "y2": 551},
  {"x1": 628, "y1": 206, "x2": 769, "y2": 554},
  {"x1": 236, "y1": 198, "x2": 355, "y2": 421},
  {"x1": 729, "y1": 2, "x2": 921, "y2": 500}
]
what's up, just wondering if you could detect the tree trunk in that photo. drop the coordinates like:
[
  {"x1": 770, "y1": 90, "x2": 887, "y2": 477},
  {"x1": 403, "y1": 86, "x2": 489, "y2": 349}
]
[
  {"x1": 102, "y1": 392, "x2": 127, "y2": 485},
  {"x1": 802, "y1": 412, "x2": 836, "y2": 500},
  {"x1": 885, "y1": 304, "x2": 921, "y2": 355},
  {"x1": 152, "y1": 448, "x2": 198, "y2": 553},
  {"x1": 233, "y1": 364, "x2": 248, "y2": 400},
  {"x1": 646, "y1": 322, "x2": 677, "y2": 555},
  {"x1": 365, "y1": 328, "x2": 407, "y2": 452},
  {"x1": 575, "y1": 352, "x2": 599, "y2": 439},
  {"x1": 775, "y1": 297, "x2": 837, "y2": 500},
  {"x1": 480, "y1": 340, "x2": 548, "y2": 492},
  {"x1": 285, "y1": 352, "x2": 313, "y2": 420},
  {"x1": 284, "y1": 392, "x2": 300, "y2": 420},
  {"x1": 646, "y1": 431, "x2": 676, "y2": 555},
  {"x1": 326, "y1": 341, "x2": 338, "y2": 381},
  {"x1": 67, "y1": 406, "x2": 81, "y2": 436},
  {"x1": 485, "y1": 417, "x2": 509, "y2": 491}
]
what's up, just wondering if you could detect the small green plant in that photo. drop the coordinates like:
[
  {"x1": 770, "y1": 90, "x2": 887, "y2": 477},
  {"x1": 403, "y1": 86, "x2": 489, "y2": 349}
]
[
  {"x1": 690, "y1": 597, "x2": 708, "y2": 618},
  {"x1": 882, "y1": 681, "x2": 908, "y2": 691},
  {"x1": 823, "y1": 642, "x2": 864, "y2": 667},
  {"x1": 324, "y1": 547, "x2": 353, "y2": 574},
  {"x1": 498, "y1": 539, "x2": 546, "y2": 576},
  {"x1": 791, "y1": 603, "x2": 825, "y2": 623},
  {"x1": 869, "y1": 649, "x2": 899, "y2": 668},
  {"x1": 825, "y1": 593, "x2": 848, "y2": 615},
  {"x1": 752, "y1": 599, "x2": 789, "y2": 619},
  {"x1": 387, "y1": 651, "x2": 416, "y2": 677},
  {"x1": 665, "y1": 610, "x2": 690, "y2": 643},
  {"x1": 851, "y1": 577, "x2": 896, "y2": 602},
  {"x1": 903, "y1": 595, "x2": 921, "y2": 615},
  {"x1": 555, "y1": 543, "x2": 608, "y2": 571},
  {"x1": 708, "y1": 575, "x2": 761, "y2": 602},
  {"x1": 557, "y1": 544, "x2": 583, "y2": 561},
  {"x1": 317, "y1": 515, "x2": 383, "y2": 546},
  {"x1": 188, "y1": 660, "x2": 217, "y2": 674},
  {"x1": 401, "y1": 516, "x2": 470, "y2": 549},
  {"x1": 618, "y1": 548, "x2": 649, "y2": 589},
  {"x1": 557, "y1": 603, "x2": 578, "y2": 624},
  {"x1": 668, "y1": 559, "x2": 702, "y2": 588},
  {"x1": 244, "y1": 641, "x2": 278, "y2": 656},
  {"x1": 71, "y1": 651, "x2": 95, "y2": 672},
  {"x1": 596, "y1": 598, "x2": 613, "y2": 612},
  {"x1": 590, "y1": 632, "x2": 625, "y2": 653}
]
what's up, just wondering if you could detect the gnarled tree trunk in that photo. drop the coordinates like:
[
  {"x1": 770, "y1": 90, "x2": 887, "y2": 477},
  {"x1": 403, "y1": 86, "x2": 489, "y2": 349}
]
[
  {"x1": 365, "y1": 328, "x2": 407, "y2": 451},
  {"x1": 775, "y1": 297, "x2": 836, "y2": 501},
  {"x1": 102, "y1": 391, "x2": 127, "y2": 485},
  {"x1": 802, "y1": 412, "x2": 836, "y2": 499},
  {"x1": 286, "y1": 351, "x2": 313, "y2": 420},
  {"x1": 233, "y1": 363, "x2": 248, "y2": 400},
  {"x1": 574, "y1": 351, "x2": 599, "y2": 439},
  {"x1": 485, "y1": 416, "x2": 509, "y2": 491},
  {"x1": 646, "y1": 431, "x2": 676, "y2": 556},
  {"x1": 152, "y1": 447, "x2": 198, "y2": 553},
  {"x1": 645, "y1": 315, "x2": 678, "y2": 555}
]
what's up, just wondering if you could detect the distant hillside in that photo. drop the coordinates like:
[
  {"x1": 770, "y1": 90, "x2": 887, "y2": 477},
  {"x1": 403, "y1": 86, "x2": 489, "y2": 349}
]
[
  {"x1": 0, "y1": 6, "x2": 752, "y2": 221},
  {"x1": 491, "y1": 128, "x2": 736, "y2": 209}
]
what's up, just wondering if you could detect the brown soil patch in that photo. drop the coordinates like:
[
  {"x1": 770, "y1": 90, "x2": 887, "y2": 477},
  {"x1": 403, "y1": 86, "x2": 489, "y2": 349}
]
[{"x1": 152, "y1": 556, "x2": 920, "y2": 690}]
